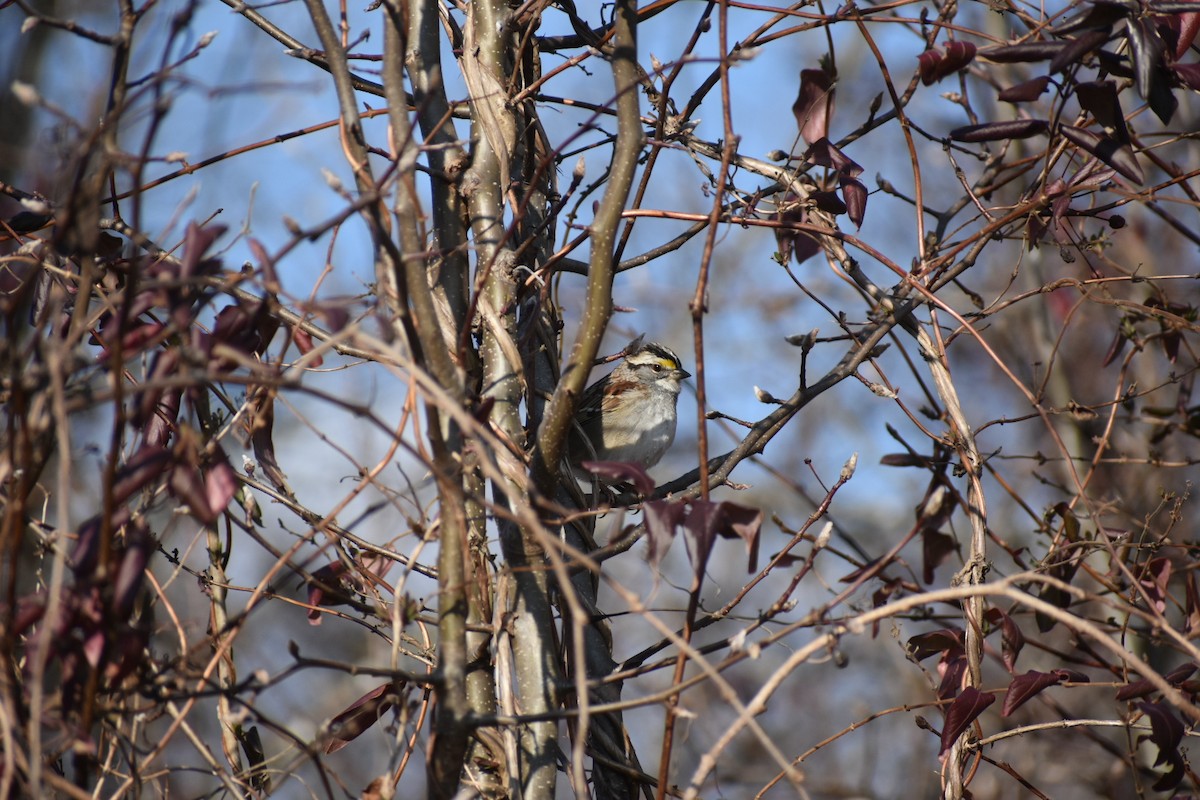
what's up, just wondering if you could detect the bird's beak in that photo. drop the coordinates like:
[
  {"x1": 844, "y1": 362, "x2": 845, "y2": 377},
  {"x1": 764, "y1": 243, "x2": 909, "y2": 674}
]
[{"x1": 676, "y1": 368, "x2": 691, "y2": 380}]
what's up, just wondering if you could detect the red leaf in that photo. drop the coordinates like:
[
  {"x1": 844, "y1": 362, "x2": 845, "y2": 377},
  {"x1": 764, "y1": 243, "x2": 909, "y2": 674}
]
[
  {"x1": 1138, "y1": 702, "x2": 1186, "y2": 790},
  {"x1": 1175, "y1": 12, "x2": 1200, "y2": 60},
  {"x1": 772, "y1": 194, "x2": 821, "y2": 265},
  {"x1": 1115, "y1": 663, "x2": 1197, "y2": 701},
  {"x1": 205, "y1": 449, "x2": 238, "y2": 521},
  {"x1": 680, "y1": 499, "x2": 763, "y2": 582},
  {"x1": 307, "y1": 561, "x2": 358, "y2": 625},
  {"x1": 921, "y1": 529, "x2": 957, "y2": 584},
  {"x1": 325, "y1": 682, "x2": 403, "y2": 754},
  {"x1": 984, "y1": 608, "x2": 1025, "y2": 673},
  {"x1": 293, "y1": 327, "x2": 323, "y2": 368},
  {"x1": 1138, "y1": 556, "x2": 1172, "y2": 614},
  {"x1": 1171, "y1": 12, "x2": 1200, "y2": 59},
  {"x1": 917, "y1": 49, "x2": 943, "y2": 86},
  {"x1": 180, "y1": 222, "x2": 227, "y2": 281},
  {"x1": 1174, "y1": 62, "x2": 1200, "y2": 91},
  {"x1": 938, "y1": 653, "x2": 968, "y2": 700},
  {"x1": 1186, "y1": 572, "x2": 1200, "y2": 636},
  {"x1": 939, "y1": 687, "x2": 994, "y2": 755},
  {"x1": 919, "y1": 42, "x2": 976, "y2": 85},
  {"x1": 1001, "y1": 670, "x2": 1065, "y2": 717},
  {"x1": 793, "y1": 67, "x2": 836, "y2": 144},
  {"x1": 171, "y1": 465, "x2": 216, "y2": 524},
  {"x1": 643, "y1": 499, "x2": 686, "y2": 572},
  {"x1": 840, "y1": 177, "x2": 868, "y2": 229},
  {"x1": 907, "y1": 628, "x2": 964, "y2": 661}
]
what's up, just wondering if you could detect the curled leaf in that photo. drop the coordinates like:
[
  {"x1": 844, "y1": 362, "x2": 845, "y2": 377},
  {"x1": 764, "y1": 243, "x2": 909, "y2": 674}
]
[
  {"x1": 950, "y1": 119, "x2": 1049, "y2": 142},
  {"x1": 978, "y1": 41, "x2": 1064, "y2": 63},
  {"x1": 325, "y1": 682, "x2": 404, "y2": 754}
]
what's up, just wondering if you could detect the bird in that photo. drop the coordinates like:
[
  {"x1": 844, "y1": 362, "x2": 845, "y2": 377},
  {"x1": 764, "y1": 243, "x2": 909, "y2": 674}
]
[{"x1": 568, "y1": 340, "x2": 690, "y2": 480}]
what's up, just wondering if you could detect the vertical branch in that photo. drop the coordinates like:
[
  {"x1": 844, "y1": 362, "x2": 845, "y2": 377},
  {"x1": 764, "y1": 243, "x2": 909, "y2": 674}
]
[
  {"x1": 461, "y1": 1, "x2": 562, "y2": 796},
  {"x1": 915, "y1": 322, "x2": 988, "y2": 800},
  {"x1": 204, "y1": 520, "x2": 244, "y2": 783},
  {"x1": 531, "y1": 0, "x2": 642, "y2": 490},
  {"x1": 379, "y1": 5, "x2": 471, "y2": 798}
]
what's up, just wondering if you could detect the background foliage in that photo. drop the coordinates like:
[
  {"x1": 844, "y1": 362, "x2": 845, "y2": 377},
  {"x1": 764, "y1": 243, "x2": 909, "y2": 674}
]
[{"x1": 3, "y1": 0, "x2": 1200, "y2": 798}]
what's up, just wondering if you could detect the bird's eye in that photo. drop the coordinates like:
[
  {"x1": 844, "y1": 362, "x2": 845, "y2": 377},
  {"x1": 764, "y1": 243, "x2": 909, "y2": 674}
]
[{"x1": 652, "y1": 364, "x2": 663, "y2": 373}]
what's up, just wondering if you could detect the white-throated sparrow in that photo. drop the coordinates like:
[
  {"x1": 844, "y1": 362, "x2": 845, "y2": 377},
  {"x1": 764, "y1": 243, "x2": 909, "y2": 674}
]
[{"x1": 569, "y1": 340, "x2": 690, "y2": 479}]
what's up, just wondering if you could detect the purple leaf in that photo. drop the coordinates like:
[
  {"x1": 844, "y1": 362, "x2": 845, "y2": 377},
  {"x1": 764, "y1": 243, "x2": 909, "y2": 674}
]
[
  {"x1": 1173, "y1": 62, "x2": 1200, "y2": 91},
  {"x1": 1116, "y1": 663, "x2": 1197, "y2": 701},
  {"x1": 248, "y1": 237, "x2": 278, "y2": 291},
  {"x1": 803, "y1": 138, "x2": 863, "y2": 178},
  {"x1": 1059, "y1": 124, "x2": 1143, "y2": 183},
  {"x1": 1128, "y1": 17, "x2": 1177, "y2": 123},
  {"x1": 810, "y1": 190, "x2": 847, "y2": 215},
  {"x1": 251, "y1": 392, "x2": 290, "y2": 493},
  {"x1": 579, "y1": 461, "x2": 655, "y2": 496},
  {"x1": 773, "y1": 194, "x2": 821, "y2": 265},
  {"x1": 907, "y1": 627, "x2": 964, "y2": 661},
  {"x1": 1049, "y1": 28, "x2": 1111, "y2": 74},
  {"x1": 919, "y1": 41, "x2": 977, "y2": 85},
  {"x1": 113, "y1": 446, "x2": 171, "y2": 507},
  {"x1": 921, "y1": 529, "x2": 957, "y2": 584},
  {"x1": 939, "y1": 687, "x2": 994, "y2": 755},
  {"x1": 654, "y1": 499, "x2": 766, "y2": 588},
  {"x1": 1048, "y1": 2, "x2": 1128, "y2": 36},
  {"x1": 709, "y1": 500, "x2": 763, "y2": 573},
  {"x1": 643, "y1": 499, "x2": 686, "y2": 572},
  {"x1": 998, "y1": 76, "x2": 1052, "y2": 103},
  {"x1": 917, "y1": 49, "x2": 943, "y2": 86},
  {"x1": 1186, "y1": 572, "x2": 1200, "y2": 636},
  {"x1": 793, "y1": 67, "x2": 836, "y2": 144},
  {"x1": 1138, "y1": 702, "x2": 1186, "y2": 790},
  {"x1": 938, "y1": 653, "x2": 968, "y2": 700},
  {"x1": 1075, "y1": 80, "x2": 1129, "y2": 143},
  {"x1": 1138, "y1": 556, "x2": 1172, "y2": 614},
  {"x1": 112, "y1": 522, "x2": 151, "y2": 619},
  {"x1": 171, "y1": 465, "x2": 218, "y2": 524},
  {"x1": 205, "y1": 449, "x2": 238, "y2": 520},
  {"x1": 950, "y1": 119, "x2": 1049, "y2": 142},
  {"x1": 978, "y1": 41, "x2": 1064, "y2": 63},
  {"x1": 984, "y1": 607, "x2": 1025, "y2": 673},
  {"x1": 306, "y1": 561, "x2": 358, "y2": 625},
  {"x1": 179, "y1": 222, "x2": 227, "y2": 281},
  {"x1": 880, "y1": 453, "x2": 934, "y2": 468},
  {"x1": 840, "y1": 177, "x2": 868, "y2": 228},
  {"x1": 1001, "y1": 670, "x2": 1066, "y2": 717}
]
